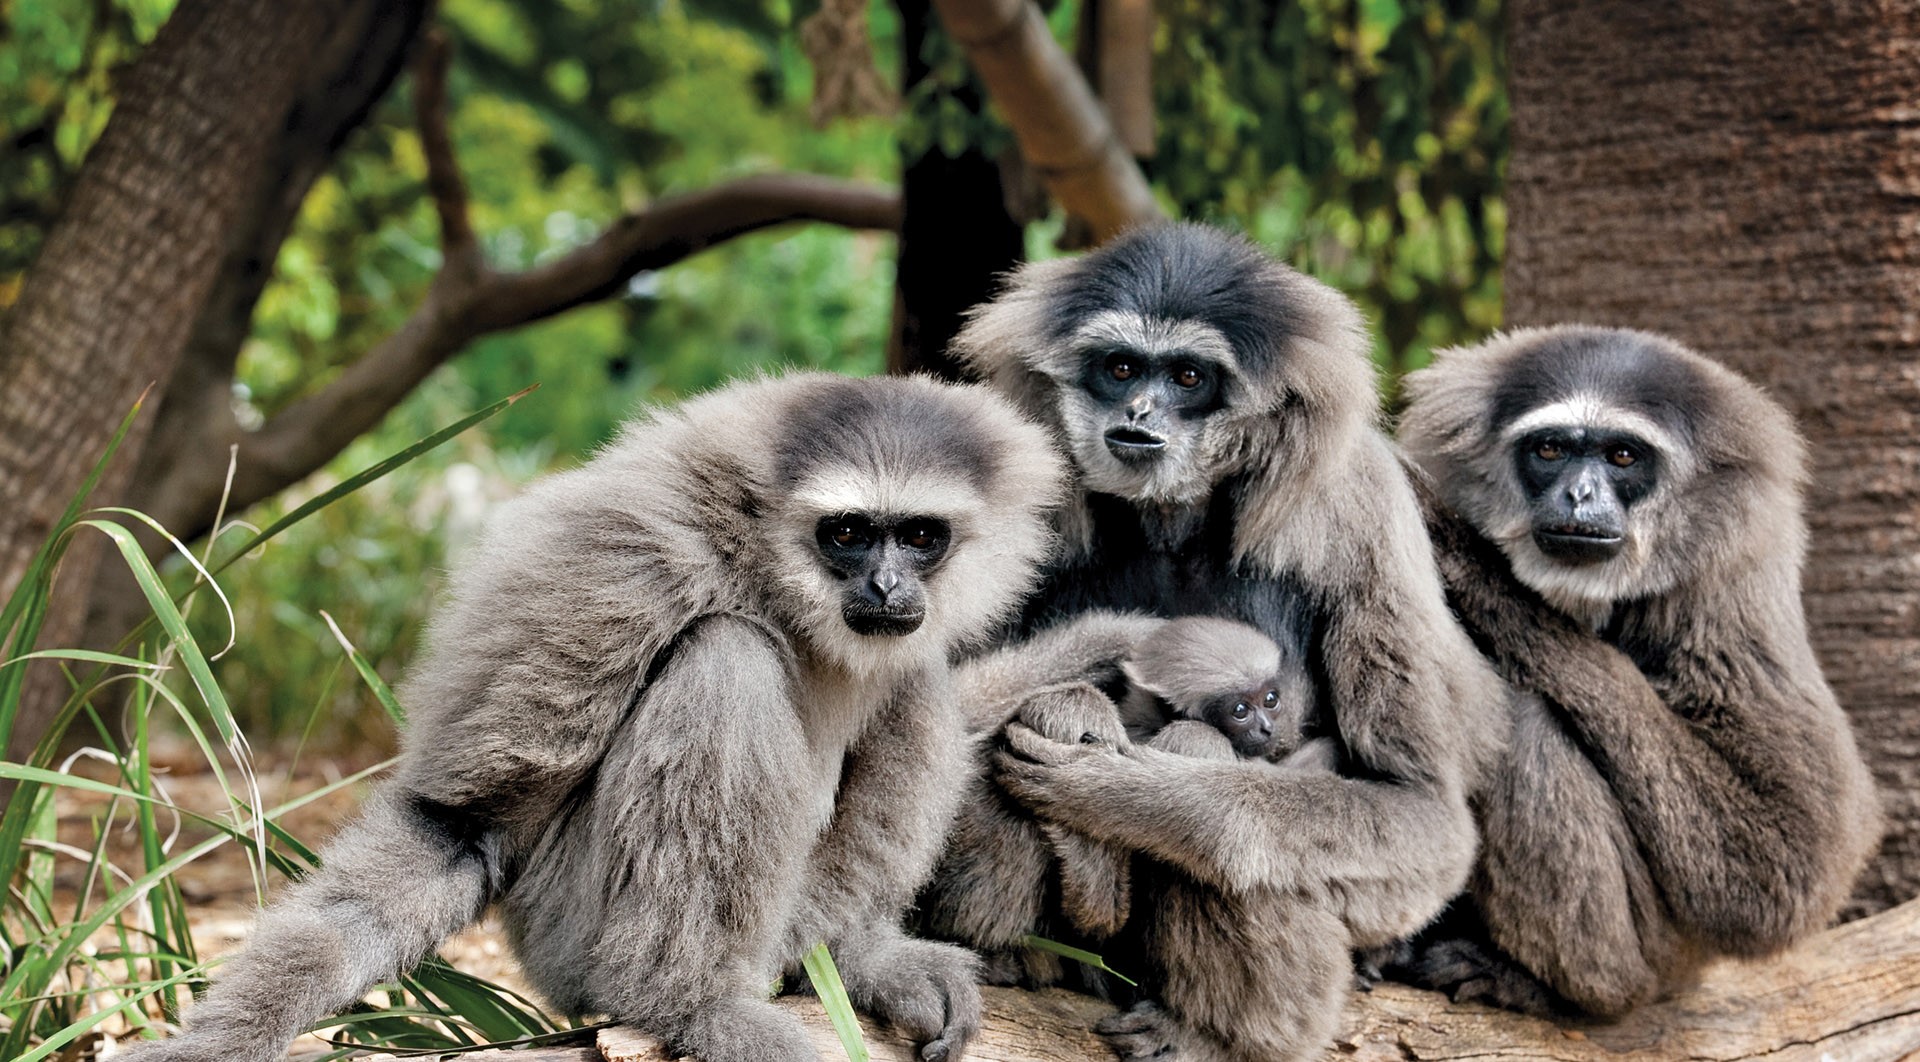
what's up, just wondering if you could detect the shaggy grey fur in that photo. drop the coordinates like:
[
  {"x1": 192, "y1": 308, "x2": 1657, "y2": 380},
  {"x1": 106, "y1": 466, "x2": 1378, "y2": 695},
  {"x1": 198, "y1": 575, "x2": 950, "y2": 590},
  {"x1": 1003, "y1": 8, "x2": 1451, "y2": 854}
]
[
  {"x1": 923, "y1": 223, "x2": 1506, "y2": 1062},
  {"x1": 126, "y1": 373, "x2": 1066, "y2": 1062},
  {"x1": 1393, "y1": 326, "x2": 1881, "y2": 1016}
]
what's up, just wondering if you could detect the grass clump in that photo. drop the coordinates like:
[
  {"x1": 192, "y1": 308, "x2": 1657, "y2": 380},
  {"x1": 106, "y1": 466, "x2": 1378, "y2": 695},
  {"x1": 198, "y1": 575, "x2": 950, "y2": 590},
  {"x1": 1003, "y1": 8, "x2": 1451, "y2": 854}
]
[{"x1": 0, "y1": 389, "x2": 585, "y2": 1060}]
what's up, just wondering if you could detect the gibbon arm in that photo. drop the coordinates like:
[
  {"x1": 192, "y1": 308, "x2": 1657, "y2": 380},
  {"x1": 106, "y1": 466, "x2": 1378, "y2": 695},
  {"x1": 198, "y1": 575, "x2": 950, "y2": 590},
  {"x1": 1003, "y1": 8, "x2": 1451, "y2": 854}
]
[
  {"x1": 782, "y1": 675, "x2": 983, "y2": 1062},
  {"x1": 952, "y1": 611, "x2": 1165, "y2": 732},
  {"x1": 1437, "y1": 517, "x2": 1871, "y2": 955}
]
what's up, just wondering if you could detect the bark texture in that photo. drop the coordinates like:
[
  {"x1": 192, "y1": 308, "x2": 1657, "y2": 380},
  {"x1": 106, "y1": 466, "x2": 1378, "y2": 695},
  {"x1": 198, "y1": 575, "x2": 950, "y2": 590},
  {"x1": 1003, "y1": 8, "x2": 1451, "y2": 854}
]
[
  {"x1": 1503, "y1": 0, "x2": 1920, "y2": 911},
  {"x1": 417, "y1": 896, "x2": 1920, "y2": 1062},
  {"x1": 0, "y1": 0, "x2": 347, "y2": 760}
]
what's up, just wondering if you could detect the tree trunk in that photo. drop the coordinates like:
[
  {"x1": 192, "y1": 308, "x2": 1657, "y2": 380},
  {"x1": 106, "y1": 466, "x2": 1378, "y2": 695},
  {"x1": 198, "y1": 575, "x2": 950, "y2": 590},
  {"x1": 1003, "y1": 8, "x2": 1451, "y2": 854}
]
[
  {"x1": 79, "y1": 0, "x2": 431, "y2": 668},
  {"x1": 887, "y1": 0, "x2": 1026, "y2": 378},
  {"x1": 1502, "y1": 0, "x2": 1920, "y2": 912},
  {"x1": 0, "y1": 0, "x2": 346, "y2": 763}
]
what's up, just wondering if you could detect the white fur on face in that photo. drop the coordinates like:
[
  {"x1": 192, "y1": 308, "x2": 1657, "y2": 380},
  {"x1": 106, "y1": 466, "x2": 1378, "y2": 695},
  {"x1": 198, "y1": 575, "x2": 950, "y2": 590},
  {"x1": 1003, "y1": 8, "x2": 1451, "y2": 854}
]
[
  {"x1": 1500, "y1": 394, "x2": 1685, "y2": 472},
  {"x1": 769, "y1": 473, "x2": 977, "y2": 682}
]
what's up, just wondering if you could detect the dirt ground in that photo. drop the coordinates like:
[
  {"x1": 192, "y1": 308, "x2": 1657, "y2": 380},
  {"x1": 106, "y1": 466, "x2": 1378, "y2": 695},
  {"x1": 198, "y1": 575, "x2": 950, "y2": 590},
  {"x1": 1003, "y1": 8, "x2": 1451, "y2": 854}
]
[{"x1": 43, "y1": 738, "x2": 539, "y2": 1056}]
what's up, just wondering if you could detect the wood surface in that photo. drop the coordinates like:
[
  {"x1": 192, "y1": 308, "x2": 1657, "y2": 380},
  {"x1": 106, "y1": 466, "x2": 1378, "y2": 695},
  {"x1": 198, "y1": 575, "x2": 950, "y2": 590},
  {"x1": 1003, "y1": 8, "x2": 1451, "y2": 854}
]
[{"x1": 398, "y1": 897, "x2": 1920, "y2": 1062}]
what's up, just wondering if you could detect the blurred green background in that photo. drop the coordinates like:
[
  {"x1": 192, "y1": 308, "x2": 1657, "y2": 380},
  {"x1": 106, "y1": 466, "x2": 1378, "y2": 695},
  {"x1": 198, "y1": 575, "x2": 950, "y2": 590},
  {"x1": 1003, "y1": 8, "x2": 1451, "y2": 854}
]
[{"x1": 0, "y1": 0, "x2": 1505, "y2": 747}]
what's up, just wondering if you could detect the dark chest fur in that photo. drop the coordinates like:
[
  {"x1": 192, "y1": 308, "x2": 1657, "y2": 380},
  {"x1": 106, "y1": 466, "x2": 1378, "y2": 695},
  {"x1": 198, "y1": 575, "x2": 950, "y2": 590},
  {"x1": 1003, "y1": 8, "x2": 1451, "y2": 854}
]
[{"x1": 1024, "y1": 486, "x2": 1329, "y2": 728}]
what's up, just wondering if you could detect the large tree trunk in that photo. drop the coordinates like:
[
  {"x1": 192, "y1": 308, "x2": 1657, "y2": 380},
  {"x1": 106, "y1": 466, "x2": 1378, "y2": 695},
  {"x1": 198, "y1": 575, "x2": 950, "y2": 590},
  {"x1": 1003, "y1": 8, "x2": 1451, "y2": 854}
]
[
  {"x1": 0, "y1": 0, "x2": 348, "y2": 762},
  {"x1": 1503, "y1": 1, "x2": 1920, "y2": 912},
  {"x1": 80, "y1": 0, "x2": 432, "y2": 668}
]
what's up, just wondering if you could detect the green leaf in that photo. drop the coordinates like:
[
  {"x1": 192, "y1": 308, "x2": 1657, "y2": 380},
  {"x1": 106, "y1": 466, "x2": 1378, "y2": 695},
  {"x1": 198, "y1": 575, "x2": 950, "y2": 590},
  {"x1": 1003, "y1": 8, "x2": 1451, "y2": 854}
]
[
  {"x1": 803, "y1": 942, "x2": 870, "y2": 1062},
  {"x1": 1022, "y1": 934, "x2": 1138, "y2": 987},
  {"x1": 322, "y1": 610, "x2": 407, "y2": 727}
]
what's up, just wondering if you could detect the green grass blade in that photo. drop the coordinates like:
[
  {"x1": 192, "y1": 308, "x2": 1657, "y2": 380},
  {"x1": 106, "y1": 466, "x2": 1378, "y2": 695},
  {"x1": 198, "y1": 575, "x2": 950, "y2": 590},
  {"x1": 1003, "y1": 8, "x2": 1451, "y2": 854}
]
[
  {"x1": 1021, "y1": 934, "x2": 1138, "y2": 987},
  {"x1": 13, "y1": 965, "x2": 205, "y2": 1062},
  {"x1": 207, "y1": 384, "x2": 537, "y2": 578},
  {"x1": 2, "y1": 648, "x2": 167, "y2": 671},
  {"x1": 0, "y1": 757, "x2": 394, "y2": 1033},
  {"x1": 321, "y1": 610, "x2": 407, "y2": 727},
  {"x1": 802, "y1": 942, "x2": 870, "y2": 1062},
  {"x1": 0, "y1": 390, "x2": 148, "y2": 745},
  {"x1": 76, "y1": 519, "x2": 238, "y2": 745}
]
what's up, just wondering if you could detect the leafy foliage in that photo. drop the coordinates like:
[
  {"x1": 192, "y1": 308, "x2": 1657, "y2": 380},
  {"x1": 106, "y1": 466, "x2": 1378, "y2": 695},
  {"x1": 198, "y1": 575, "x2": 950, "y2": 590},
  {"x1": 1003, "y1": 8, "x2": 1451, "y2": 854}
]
[
  {"x1": 1154, "y1": 0, "x2": 1507, "y2": 377},
  {"x1": 0, "y1": 0, "x2": 173, "y2": 299}
]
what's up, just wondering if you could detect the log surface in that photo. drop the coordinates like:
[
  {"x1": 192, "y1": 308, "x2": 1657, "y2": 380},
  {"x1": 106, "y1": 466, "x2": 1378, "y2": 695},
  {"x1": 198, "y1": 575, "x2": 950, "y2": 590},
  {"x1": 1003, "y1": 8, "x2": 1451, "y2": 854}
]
[{"x1": 406, "y1": 898, "x2": 1920, "y2": 1062}]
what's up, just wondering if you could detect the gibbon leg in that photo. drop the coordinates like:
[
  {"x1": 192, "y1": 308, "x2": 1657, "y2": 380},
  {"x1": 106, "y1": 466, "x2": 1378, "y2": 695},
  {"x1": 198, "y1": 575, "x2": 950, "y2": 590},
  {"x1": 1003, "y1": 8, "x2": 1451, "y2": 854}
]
[{"x1": 131, "y1": 791, "x2": 492, "y2": 1062}]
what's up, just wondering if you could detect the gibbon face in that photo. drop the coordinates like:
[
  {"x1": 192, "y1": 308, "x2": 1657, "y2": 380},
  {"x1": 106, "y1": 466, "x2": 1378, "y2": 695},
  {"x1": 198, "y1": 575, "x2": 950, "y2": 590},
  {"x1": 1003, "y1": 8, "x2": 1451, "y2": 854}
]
[
  {"x1": 1511, "y1": 422, "x2": 1662, "y2": 567},
  {"x1": 763, "y1": 375, "x2": 1066, "y2": 676},
  {"x1": 951, "y1": 224, "x2": 1380, "y2": 510},
  {"x1": 1060, "y1": 315, "x2": 1241, "y2": 503},
  {"x1": 814, "y1": 512, "x2": 952, "y2": 636},
  {"x1": 1400, "y1": 325, "x2": 1809, "y2": 616},
  {"x1": 1191, "y1": 677, "x2": 1292, "y2": 758}
]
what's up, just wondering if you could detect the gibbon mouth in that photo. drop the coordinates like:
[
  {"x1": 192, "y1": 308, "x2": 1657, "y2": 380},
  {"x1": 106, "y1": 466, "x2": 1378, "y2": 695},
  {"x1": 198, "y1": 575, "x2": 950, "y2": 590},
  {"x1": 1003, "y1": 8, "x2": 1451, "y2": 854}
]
[
  {"x1": 1104, "y1": 427, "x2": 1167, "y2": 459},
  {"x1": 1534, "y1": 527, "x2": 1624, "y2": 565},
  {"x1": 844, "y1": 606, "x2": 926, "y2": 637}
]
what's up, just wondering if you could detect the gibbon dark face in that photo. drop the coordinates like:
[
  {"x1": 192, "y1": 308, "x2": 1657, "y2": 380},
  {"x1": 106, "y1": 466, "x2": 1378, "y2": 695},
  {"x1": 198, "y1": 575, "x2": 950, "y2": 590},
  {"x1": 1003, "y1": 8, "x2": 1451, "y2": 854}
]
[
  {"x1": 1080, "y1": 346, "x2": 1228, "y2": 465},
  {"x1": 815, "y1": 513, "x2": 953, "y2": 635},
  {"x1": 1196, "y1": 679, "x2": 1287, "y2": 757},
  {"x1": 1513, "y1": 427, "x2": 1660, "y2": 566}
]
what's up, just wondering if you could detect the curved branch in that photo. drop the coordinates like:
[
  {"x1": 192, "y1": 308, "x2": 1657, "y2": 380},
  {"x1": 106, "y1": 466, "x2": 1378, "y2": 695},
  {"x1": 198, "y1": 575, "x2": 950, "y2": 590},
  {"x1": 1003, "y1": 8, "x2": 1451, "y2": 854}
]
[
  {"x1": 220, "y1": 173, "x2": 900, "y2": 516},
  {"x1": 468, "y1": 173, "x2": 904, "y2": 332},
  {"x1": 413, "y1": 29, "x2": 478, "y2": 265},
  {"x1": 928, "y1": 0, "x2": 1162, "y2": 241}
]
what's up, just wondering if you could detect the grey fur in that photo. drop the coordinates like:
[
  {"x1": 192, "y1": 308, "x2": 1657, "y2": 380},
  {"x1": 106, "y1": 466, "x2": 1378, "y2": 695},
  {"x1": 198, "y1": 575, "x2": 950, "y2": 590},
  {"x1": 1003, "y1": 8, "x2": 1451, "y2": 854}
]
[
  {"x1": 1394, "y1": 325, "x2": 1882, "y2": 1016},
  {"x1": 925, "y1": 223, "x2": 1506, "y2": 1062},
  {"x1": 127, "y1": 373, "x2": 1066, "y2": 1062},
  {"x1": 1118, "y1": 615, "x2": 1310, "y2": 761}
]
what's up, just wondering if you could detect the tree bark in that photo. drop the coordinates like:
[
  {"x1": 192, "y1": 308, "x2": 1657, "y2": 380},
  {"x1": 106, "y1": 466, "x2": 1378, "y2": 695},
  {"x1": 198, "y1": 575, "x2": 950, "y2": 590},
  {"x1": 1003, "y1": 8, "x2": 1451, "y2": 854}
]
[
  {"x1": 928, "y1": 0, "x2": 1162, "y2": 242},
  {"x1": 0, "y1": 0, "x2": 346, "y2": 762},
  {"x1": 887, "y1": 0, "x2": 1026, "y2": 379},
  {"x1": 1502, "y1": 0, "x2": 1920, "y2": 912},
  {"x1": 80, "y1": 0, "x2": 432, "y2": 674}
]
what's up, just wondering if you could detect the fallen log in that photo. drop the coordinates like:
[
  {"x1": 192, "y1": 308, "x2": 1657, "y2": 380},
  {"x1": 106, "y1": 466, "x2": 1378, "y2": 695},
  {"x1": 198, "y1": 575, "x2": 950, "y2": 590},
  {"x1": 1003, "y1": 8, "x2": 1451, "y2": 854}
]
[{"x1": 395, "y1": 896, "x2": 1920, "y2": 1062}]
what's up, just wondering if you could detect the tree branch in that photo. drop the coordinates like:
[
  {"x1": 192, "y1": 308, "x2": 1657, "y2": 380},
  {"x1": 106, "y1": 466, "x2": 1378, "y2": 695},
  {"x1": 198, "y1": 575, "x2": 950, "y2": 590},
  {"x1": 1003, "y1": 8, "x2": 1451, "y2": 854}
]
[
  {"x1": 929, "y1": 0, "x2": 1162, "y2": 241},
  {"x1": 429, "y1": 896, "x2": 1920, "y2": 1062},
  {"x1": 413, "y1": 28, "x2": 479, "y2": 268},
  {"x1": 467, "y1": 173, "x2": 904, "y2": 332},
  {"x1": 222, "y1": 172, "x2": 899, "y2": 515}
]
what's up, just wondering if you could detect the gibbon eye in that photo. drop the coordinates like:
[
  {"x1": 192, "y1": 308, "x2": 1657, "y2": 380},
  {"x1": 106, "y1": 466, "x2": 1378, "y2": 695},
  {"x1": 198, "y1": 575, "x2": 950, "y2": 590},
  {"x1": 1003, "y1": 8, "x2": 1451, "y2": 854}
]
[
  {"x1": 1172, "y1": 365, "x2": 1203, "y2": 389},
  {"x1": 1107, "y1": 355, "x2": 1138, "y2": 382},
  {"x1": 1534, "y1": 441, "x2": 1566, "y2": 461},
  {"x1": 895, "y1": 519, "x2": 948, "y2": 553},
  {"x1": 1263, "y1": 689, "x2": 1279, "y2": 707},
  {"x1": 1232, "y1": 702, "x2": 1251, "y2": 720},
  {"x1": 819, "y1": 516, "x2": 874, "y2": 550},
  {"x1": 1608, "y1": 446, "x2": 1638, "y2": 468}
]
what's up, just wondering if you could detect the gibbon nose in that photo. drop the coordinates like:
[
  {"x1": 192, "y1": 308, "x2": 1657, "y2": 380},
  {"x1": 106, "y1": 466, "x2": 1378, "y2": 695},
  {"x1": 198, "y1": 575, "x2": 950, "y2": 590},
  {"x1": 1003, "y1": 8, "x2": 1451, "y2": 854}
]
[
  {"x1": 870, "y1": 569, "x2": 901, "y2": 603},
  {"x1": 1127, "y1": 393, "x2": 1155, "y2": 420}
]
